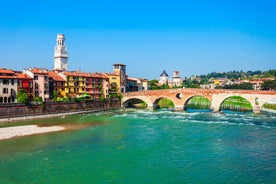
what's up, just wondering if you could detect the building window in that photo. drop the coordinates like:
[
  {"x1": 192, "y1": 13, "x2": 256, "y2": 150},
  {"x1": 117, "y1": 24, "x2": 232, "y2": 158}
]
[
  {"x1": 35, "y1": 83, "x2": 39, "y2": 89},
  {"x1": 34, "y1": 75, "x2": 38, "y2": 80},
  {"x1": 3, "y1": 79, "x2": 9, "y2": 85},
  {"x1": 11, "y1": 89, "x2": 16, "y2": 96},
  {"x1": 3, "y1": 88, "x2": 8, "y2": 94},
  {"x1": 11, "y1": 79, "x2": 14, "y2": 85}
]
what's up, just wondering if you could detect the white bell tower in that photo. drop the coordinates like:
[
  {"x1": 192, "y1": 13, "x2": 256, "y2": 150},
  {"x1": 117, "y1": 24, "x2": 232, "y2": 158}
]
[{"x1": 54, "y1": 34, "x2": 68, "y2": 71}]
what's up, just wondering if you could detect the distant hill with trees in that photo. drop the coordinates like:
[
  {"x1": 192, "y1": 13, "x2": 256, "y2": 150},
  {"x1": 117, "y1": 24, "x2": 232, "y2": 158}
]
[
  {"x1": 148, "y1": 69, "x2": 276, "y2": 90},
  {"x1": 184, "y1": 69, "x2": 276, "y2": 90},
  {"x1": 199, "y1": 69, "x2": 276, "y2": 80}
]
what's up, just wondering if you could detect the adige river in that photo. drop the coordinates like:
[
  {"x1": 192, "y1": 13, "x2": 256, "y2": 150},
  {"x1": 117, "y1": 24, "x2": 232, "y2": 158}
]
[{"x1": 0, "y1": 109, "x2": 275, "y2": 183}]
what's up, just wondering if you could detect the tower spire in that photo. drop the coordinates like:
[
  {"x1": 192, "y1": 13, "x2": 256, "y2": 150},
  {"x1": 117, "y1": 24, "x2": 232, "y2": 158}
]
[{"x1": 54, "y1": 34, "x2": 68, "y2": 71}]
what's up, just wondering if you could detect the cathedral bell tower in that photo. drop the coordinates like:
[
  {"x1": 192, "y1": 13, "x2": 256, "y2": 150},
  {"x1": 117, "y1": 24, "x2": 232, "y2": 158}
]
[{"x1": 54, "y1": 34, "x2": 68, "y2": 71}]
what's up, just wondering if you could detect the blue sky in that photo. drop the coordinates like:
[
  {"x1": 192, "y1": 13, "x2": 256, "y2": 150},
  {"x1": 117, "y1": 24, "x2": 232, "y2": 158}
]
[{"x1": 0, "y1": 0, "x2": 275, "y2": 79}]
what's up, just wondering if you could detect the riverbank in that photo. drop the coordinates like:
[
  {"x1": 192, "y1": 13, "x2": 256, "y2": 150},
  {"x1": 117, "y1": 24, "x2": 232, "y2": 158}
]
[
  {"x1": 261, "y1": 107, "x2": 276, "y2": 114},
  {"x1": 0, "y1": 125, "x2": 65, "y2": 140}
]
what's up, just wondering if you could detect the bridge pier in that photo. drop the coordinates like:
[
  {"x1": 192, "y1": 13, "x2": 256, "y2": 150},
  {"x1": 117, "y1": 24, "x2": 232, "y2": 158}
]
[
  {"x1": 212, "y1": 107, "x2": 220, "y2": 113},
  {"x1": 253, "y1": 105, "x2": 261, "y2": 113},
  {"x1": 147, "y1": 103, "x2": 154, "y2": 110},
  {"x1": 210, "y1": 101, "x2": 220, "y2": 113},
  {"x1": 174, "y1": 105, "x2": 183, "y2": 111}
]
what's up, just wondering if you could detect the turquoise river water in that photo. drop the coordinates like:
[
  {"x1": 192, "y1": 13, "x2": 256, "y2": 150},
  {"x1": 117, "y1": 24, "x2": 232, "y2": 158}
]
[{"x1": 0, "y1": 109, "x2": 275, "y2": 184}]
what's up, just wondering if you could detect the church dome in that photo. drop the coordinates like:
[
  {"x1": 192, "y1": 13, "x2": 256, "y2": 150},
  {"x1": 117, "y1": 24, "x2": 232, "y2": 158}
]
[{"x1": 160, "y1": 70, "x2": 168, "y2": 77}]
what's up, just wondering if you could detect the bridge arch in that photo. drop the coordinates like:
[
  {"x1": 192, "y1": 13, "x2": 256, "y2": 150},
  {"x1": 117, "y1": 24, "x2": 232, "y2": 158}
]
[
  {"x1": 261, "y1": 97, "x2": 276, "y2": 112},
  {"x1": 121, "y1": 96, "x2": 153, "y2": 109},
  {"x1": 122, "y1": 98, "x2": 148, "y2": 108},
  {"x1": 184, "y1": 95, "x2": 211, "y2": 110},
  {"x1": 219, "y1": 95, "x2": 253, "y2": 112},
  {"x1": 122, "y1": 89, "x2": 276, "y2": 113},
  {"x1": 153, "y1": 96, "x2": 175, "y2": 110}
]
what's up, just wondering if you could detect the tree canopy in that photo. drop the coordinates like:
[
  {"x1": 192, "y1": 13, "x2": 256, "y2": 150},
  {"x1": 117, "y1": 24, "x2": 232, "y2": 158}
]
[
  {"x1": 261, "y1": 80, "x2": 276, "y2": 90},
  {"x1": 17, "y1": 89, "x2": 28, "y2": 104}
]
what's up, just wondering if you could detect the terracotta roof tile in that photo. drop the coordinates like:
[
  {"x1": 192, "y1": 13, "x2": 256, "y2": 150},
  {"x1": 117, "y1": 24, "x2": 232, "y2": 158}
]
[
  {"x1": 0, "y1": 68, "x2": 15, "y2": 74},
  {"x1": 29, "y1": 68, "x2": 48, "y2": 74},
  {"x1": 48, "y1": 71, "x2": 65, "y2": 81},
  {"x1": 16, "y1": 73, "x2": 33, "y2": 79}
]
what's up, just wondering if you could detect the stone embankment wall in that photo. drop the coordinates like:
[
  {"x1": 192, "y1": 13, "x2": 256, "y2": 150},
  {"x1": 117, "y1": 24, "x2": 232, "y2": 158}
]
[{"x1": 0, "y1": 99, "x2": 121, "y2": 119}]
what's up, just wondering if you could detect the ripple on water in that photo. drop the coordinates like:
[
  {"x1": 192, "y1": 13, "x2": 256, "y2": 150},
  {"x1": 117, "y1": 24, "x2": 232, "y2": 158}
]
[{"x1": 0, "y1": 109, "x2": 275, "y2": 184}]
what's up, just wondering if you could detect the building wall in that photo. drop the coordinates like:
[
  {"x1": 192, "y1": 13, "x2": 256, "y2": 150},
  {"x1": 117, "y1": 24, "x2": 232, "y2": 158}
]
[
  {"x1": 107, "y1": 74, "x2": 120, "y2": 94},
  {"x1": 18, "y1": 78, "x2": 33, "y2": 101},
  {"x1": 0, "y1": 78, "x2": 17, "y2": 103},
  {"x1": 102, "y1": 78, "x2": 109, "y2": 98},
  {"x1": 25, "y1": 69, "x2": 49, "y2": 101},
  {"x1": 159, "y1": 76, "x2": 168, "y2": 85}
]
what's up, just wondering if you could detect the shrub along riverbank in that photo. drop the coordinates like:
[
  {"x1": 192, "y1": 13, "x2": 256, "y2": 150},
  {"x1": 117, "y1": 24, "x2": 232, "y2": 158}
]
[
  {"x1": 220, "y1": 96, "x2": 253, "y2": 111},
  {"x1": 186, "y1": 96, "x2": 211, "y2": 109},
  {"x1": 157, "y1": 98, "x2": 174, "y2": 109},
  {"x1": 263, "y1": 103, "x2": 276, "y2": 110}
]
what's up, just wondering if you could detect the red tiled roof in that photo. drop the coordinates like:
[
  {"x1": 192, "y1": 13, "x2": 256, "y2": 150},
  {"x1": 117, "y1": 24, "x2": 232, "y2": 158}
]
[
  {"x1": 48, "y1": 71, "x2": 65, "y2": 81},
  {"x1": 0, "y1": 76, "x2": 17, "y2": 79},
  {"x1": 104, "y1": 72, "x2": 120, "y2": 77},
  {"x1": 64, "y1": 71, "x2": 109, "y2": 79},
  {"x1": 0, "y1": 68, "x2": 15, "y2": 74},
  {"x1": 16, "y1": 73, "x2": 33, "y2": 79},
  {"x1": 29, "y1": 68, "x2": 48, "y2": 74}
]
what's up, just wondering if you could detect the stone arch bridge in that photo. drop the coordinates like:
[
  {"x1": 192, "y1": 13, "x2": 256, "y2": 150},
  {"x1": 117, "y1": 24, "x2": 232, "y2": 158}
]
[{"x1": 122, "y1": 88, "x2": 276, "y2": 113}]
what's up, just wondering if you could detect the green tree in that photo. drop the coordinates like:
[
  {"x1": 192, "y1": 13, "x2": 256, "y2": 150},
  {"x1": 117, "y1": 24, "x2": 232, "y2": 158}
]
[
  {"x1": 17, "y1": 89, "x2": 28, "y2": 105},
  {"x1": 183, "y1": 79, "x2": 200, "y2": 88},
  {"x1": 219, "y1": 83, "x2": 253, "y2": 90},
  {"x1": 148, "y1": 79, "x2": 159, "y2": 90},
  {"x1": 160, "y1": 84, "x2": 170, "y2": 89},
  {"x1": 53, "y1": 91, "x2": 60, "y2": 101},
  {"x1": 262, "y1": 80, "x2": 276, "y2": 90}
]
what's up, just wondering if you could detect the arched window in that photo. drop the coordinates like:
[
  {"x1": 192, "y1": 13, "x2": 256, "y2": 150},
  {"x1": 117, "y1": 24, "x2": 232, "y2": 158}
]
[{"x1": 255, "y1": 97, "x2": 259, "y2": 105}]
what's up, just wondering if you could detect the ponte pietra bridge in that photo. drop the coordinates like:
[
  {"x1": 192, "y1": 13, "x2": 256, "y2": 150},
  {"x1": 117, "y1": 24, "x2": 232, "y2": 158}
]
[{"x1": 121, "y1": 88, "x2": 276, "y2": 113}]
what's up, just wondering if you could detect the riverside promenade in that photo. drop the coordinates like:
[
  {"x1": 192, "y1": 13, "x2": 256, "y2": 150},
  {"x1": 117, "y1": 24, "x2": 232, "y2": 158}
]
[
  {"x1": 0, "y1": 108, "x2": 109, "y2": 123},
  {"x1": 0, "y1": 99, "x2": 121, "y2": 123}
]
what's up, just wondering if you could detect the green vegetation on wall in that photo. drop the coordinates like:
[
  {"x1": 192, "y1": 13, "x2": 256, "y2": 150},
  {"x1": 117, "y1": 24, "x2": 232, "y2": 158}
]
[
  {"x1": 220, "y1": 96, "x2": 252, "y2": 112},
  {"x1": 157, "y1": 98, "x2": 174, "y2": 109},
  {"x1": 263, "y1": 103, "x2": 276, "y2": 110},
  {"x1": 186, "y1": 96, "x2": 211, "y2": 109},
  {"x1": 135, "y1": 102, "x2": 147, "y2": 109}
]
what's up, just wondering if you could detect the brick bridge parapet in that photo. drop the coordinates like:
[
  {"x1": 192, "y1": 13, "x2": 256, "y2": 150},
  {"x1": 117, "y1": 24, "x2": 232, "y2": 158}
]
[{"x1": 121, "y1": 88, "x2": 276, "y2": 113}]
